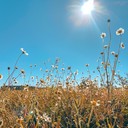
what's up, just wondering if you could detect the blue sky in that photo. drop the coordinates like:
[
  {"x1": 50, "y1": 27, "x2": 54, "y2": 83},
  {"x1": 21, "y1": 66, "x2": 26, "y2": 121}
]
[{"x1": 0, "y1": 0, "x2": 128, "y2": 85}]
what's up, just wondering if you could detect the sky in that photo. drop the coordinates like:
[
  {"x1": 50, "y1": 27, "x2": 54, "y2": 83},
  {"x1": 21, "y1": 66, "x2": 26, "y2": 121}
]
[{"x1": 0, "y1": 0, "x2": 128, "y2": 85}]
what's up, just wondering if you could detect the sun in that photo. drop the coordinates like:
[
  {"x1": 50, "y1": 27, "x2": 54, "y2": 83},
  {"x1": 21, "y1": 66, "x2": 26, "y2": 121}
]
[{"x1": 81, "y1": 0, "x2": 94, "y2": 15}]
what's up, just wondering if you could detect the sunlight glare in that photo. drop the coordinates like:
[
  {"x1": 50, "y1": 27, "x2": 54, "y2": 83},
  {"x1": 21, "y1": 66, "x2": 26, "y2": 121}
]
[{"x1": 81, "y1": 0, "x2": 94, "y2": 15}]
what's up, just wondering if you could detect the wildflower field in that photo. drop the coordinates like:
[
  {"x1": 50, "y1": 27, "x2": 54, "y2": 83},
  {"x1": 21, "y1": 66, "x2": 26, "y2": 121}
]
[{"x1": 0, "y1": 9, "x2": 128, "y2": 128}]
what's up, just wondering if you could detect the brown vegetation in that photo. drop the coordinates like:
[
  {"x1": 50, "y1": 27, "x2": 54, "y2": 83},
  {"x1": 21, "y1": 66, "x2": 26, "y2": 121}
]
[{"x1": 0, "y1": 86, "x2": 128, "y2": 128}]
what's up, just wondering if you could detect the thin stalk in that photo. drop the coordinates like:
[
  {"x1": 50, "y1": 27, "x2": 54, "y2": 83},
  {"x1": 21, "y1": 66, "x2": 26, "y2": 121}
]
[
  {"x1": 4, "y1": 53, "x2": 23, "y2": 86},
  {"x1": 8, "y1": 70, "x2": 10, "y2": 86},
  {"x1": 111, "y1": 35, "x2": 122, "y2": 85},
  {"x1": 28, "y1": 66, "x2": 33, "y2": 84},
  {"x1": 9, "y1": 73, "x2": 22, "y2": 85},
  {"x1": 87, "y1": 106, "x2": 94, "y2": 128},
  {"x1": 105, "y1": 20, "x2": 112, "y2": 99},
  {"x1": 97, "y1": 68, "x2": 105, "y2": 86}
]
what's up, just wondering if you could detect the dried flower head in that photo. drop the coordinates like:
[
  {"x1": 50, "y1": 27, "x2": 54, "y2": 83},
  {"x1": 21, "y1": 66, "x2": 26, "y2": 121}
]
[
  {"x1": 45, "y1": 69, "x2": 48, "y2": 72},
  {"x1": 91, "y1": 100, "x2": 100, "y2": 106},
  {"x1": 104, "y1": 45, "x2": 108, "y2": 49},
  {"x1": 31, "y1": 76, "x2": 34, "y2": 80},
  {"x1": 120, "y1": 42, "x2": 125, "y2": 49},
  {"x1": 61, "y1": 68, "x2": 65, "y2": 71},
  {"x1": 67, "y1": 66, "x2": 71, "y2": 70},
  {"x1": 40, "y1": 79, "x2": 45, "y2": 84},
  {"x1": 107, "y1": 19, "x2": 111, "y2": 23},
  {"x1": 20, "y1": 48, "x2": 29, "y2": 56},
  {"x1": 108, "y1": 101, "x2": 111, "y2": 104},
  {"x1": 24, "y1": 87, "x2": 29, "y2": 91},
  {"x1": 100, "y1": 52, "x2": 104, "y2": 55},
  {"x1": 85, "y1": 64, "x2": 89, "y2": 67},
  {"x1": 116, "y1": 28, "x2": 124, "y2": 35},
  {"x1": 14, "y1": 80, "x2": 18, "y2": 84},
  {"x1": 15, "y1": 66, "x2": 18, "y2": 69},
  {"x1": 7, "y1": 67, "x2": 10, "y2": 70},
  {"x1": 0, "y1": 74, "x2": 3, "y2": 80},
  {"x1": 115, "y1": 54, "x2": 118, "y2": 58},
  {"x1": 100, "y1": 33, "x2": 106, "y2": 38},
  {"x1": 101, "y1": 62, "x2": 104, "y2": 65},
  {"x1": 111, "y1": 51, "x2": 115, "y2": 55},
  {"x1": 86, "y1": 82, "x2": 90, "y2": 86},
  {"x1": 55, "y1": 65, "x2": 58, "y2": 69},
  {"x1": 66, "y1": 81, "x2": 69, "y2": 85},
  {"x1": 20, "y1": 69, "x2": 25, "y2": 74}
]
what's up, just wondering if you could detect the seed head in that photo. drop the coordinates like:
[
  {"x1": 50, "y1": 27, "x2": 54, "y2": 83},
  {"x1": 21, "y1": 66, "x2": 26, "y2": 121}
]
[
  {"x1": 100, "y1": 52, "x2": 104, "y2": 55},
  {"x1": 120, "y1": 42, "x2": 125, "y2": 49},
  {"x1": 115, "y1": 54, "x2": 118, "y2": 58},
  {"x1": 85, "y1": 64, "x2": 89, "y2": 67},
  {"x1": 0, "y1": 74, "x2": 3, "y2": 80},
  {"x1": 107, "y1": 19, "x2": 111, "y2": 23},
  {"x1": 67, "y1": 66, "x2": 71, "y2": 70},
  {"x1": 91, "y1": 100, "x2": 100, "y2": 106},
  {"x1": 20, "y1": 48, "x2": 29, "y2": 56},
  {"x1": 111, "y1": 51, "x2": 115, "y2": 55},
  {"x1": 8, "y1": 67, "x2": 10, "y2": 70},
  {"x1": 20, "y1": 69, "x2": 25, "y2": 74},
  {"x1": 104, "y1": 45, "x2": 108, "y2": 49},
  {"x1": 100, "y1": 33, "x2": 106, "y2": 39},
  {"x1": 116, "y1": 28, "x2": 124, "y2": 35}
]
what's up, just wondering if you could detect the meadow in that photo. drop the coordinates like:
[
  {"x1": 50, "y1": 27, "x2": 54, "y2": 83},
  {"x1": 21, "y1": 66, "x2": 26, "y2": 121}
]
[
  {"x1": 0, "y1": 20, "x2": 128, "y2": 128},
  {"x1": 0, "y1": 85, "x2": 128, "y2": 128}
]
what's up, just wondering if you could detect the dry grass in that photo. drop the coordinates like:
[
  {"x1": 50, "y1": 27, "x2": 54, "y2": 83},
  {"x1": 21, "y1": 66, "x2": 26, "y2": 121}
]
[{"x1": 0, "y1": 86, "x2": 128, "y2": 128}]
